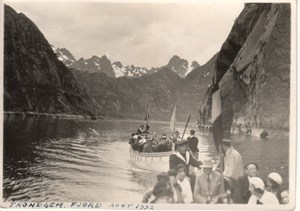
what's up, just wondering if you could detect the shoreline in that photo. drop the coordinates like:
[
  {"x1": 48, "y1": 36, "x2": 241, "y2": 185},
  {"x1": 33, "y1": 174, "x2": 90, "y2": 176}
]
[
  {"x1": 3, "y1": 111, "x2": 102, "y2": 120},
  {"x1": 3, "y1": 111, "x2": 289, "y2": 138}
]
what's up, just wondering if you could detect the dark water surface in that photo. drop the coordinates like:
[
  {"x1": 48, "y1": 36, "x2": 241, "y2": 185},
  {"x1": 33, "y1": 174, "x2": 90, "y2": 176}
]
[{"x1": 3, "y1": 117, "x2": 289, "y2": 202}]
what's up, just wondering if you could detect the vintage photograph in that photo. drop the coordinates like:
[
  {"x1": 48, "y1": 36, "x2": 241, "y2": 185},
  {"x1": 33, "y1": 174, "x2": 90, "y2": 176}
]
[{"x1": 0, "y1": 0, "x2": 296, "y2": 209}]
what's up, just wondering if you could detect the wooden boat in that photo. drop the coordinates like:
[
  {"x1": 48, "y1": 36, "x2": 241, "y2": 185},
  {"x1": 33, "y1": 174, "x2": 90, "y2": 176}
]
[
  {"x1": 129, "y1": 106, "x2": 176, "y2": 172},
  {"x1": 129, "y1": 146, "x2": 175, "y2": 172}
]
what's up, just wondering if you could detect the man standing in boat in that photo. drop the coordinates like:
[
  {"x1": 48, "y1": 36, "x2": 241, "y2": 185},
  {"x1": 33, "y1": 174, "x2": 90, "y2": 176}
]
[
  {"x1": 137, "y1": 125, "x2": 145, "y2": 135},
  {"x1": 187, "y1": 129, "x2": 199, "y2": 160},
  {"x1": 169, "y1": 139, "x2": 202, "y2": 191}
]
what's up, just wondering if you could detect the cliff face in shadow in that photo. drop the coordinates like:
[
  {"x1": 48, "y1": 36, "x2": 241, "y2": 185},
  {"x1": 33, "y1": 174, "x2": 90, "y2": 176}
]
[
  {"x1": 4, "y1": 5, "x2": 100, "y2": 117},
  {"x1": 200, "y1": 3, "x2": 290, "y2": 135}
]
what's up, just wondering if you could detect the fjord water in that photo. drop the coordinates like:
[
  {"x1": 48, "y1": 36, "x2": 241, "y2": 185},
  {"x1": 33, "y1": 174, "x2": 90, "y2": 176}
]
[{"x1": 3, "y1": 117, "x2": 289, "y2": 202}]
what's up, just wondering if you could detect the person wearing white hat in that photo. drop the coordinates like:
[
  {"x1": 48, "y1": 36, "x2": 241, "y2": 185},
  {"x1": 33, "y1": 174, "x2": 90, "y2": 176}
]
[
  {"x1": 266, "y1": 172, "x2": 283, "y2": 202},
  {"x1": 221, "y1": 138, "x2": 244, "y2": 181},
  {"x1": 247, "y1": 177, "x2": 279, "y2": 204},
  {"x1": 194, "y1": 160, "x2": 224, "y2": 204}
]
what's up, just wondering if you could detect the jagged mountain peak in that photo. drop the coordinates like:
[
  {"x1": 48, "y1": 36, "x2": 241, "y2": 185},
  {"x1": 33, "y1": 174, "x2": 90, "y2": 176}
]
[
  {"x1": 54, "y1": 47, "x2": 200, "y2": 78},
  {"x1": 112, "y1": 61, "x2": 123, "y2": 68}
]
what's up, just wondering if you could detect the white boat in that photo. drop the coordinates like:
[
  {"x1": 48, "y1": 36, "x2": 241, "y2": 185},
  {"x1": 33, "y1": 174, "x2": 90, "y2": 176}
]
[
  {"x1": 129, "y1": 146, "x2": 174, "y2": 172},
  {"x1": 129, "y1": 106, "x2": 176, "y2": 172}
]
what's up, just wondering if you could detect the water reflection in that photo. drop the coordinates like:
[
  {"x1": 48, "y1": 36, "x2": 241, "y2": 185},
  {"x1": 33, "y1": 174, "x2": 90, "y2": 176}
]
[{"x1": 3, "y1": 117, "x2": 289, "y2": 202}]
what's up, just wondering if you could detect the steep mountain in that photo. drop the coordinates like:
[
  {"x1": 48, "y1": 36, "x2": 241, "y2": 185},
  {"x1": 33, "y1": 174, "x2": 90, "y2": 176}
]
[
  {"x1": 70, "y1": 54, "x2": 218, "y2": 122},
  {"x1": 71, "y1": 67, "x2": 184, "y2": 120},
  {"x1": 4, "y1": 5, "x2": 100, "y2": 117},
  {"x1": 199, "y1": 3, "x2": 291, "y2": 135},
  {"x1": 161, "y1": 55, "x2": 200, "y2": 77}
]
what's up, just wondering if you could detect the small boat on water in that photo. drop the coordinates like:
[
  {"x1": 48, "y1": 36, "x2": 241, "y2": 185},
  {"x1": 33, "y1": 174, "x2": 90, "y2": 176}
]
[
  {"x1": 129, "y1": 106, "x2": 178, "y2": 172},
  {"x1": 129, "y1": 145, "x2": 174, "y2": 172}
]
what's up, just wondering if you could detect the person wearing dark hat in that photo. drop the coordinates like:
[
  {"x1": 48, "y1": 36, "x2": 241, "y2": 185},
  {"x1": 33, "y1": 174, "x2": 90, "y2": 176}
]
[
  {"x1": 194, "y1": 159, "x2": 224, "y2": 204},
  {"x1": 169, "y1": 139, "x2": 202, "y2": 192},
  {"x1": 187, "y1": 129, "x2": 199, "y2": 159},
  {"x1": 150, "y1": 182, "x2": 174, "y2": 203},
  {"x1": 142, "y1": 172, "x2": 170, "y2": 203},
  {"x1": 232, "y1": 162, "x2": 259, "y2": 204},
  {"x1": 169, "y1": 139, "x2": 202, "y2": 170},
  {"x1": 222, "y1": 138, "x2": 244, "y2": 180},
  {"x1": 175, "y1": 164, "x2": 193, "y2": 203}
]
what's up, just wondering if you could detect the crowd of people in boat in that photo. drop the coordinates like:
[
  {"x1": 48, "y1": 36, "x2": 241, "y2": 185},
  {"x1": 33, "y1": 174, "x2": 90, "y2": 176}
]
[
  {"x1": 136, "y1": 133, "x2": 289, "y2": 205},
  {"x1": 129, "y1": 125, "x2": 199, "y2": 155}
]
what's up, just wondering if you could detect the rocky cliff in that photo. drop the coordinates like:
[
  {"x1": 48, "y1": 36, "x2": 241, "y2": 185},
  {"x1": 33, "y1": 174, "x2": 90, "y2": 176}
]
[
  {"x1": 200, "y1": 3, "x2": 291, "y2": 135},
  {"x1": 4, "y1": 5, "x2": 100, "y2": 117}
]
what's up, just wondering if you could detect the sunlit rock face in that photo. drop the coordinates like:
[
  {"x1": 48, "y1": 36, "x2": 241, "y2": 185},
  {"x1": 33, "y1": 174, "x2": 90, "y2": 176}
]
[{"x1": 200, "y1": 3, "x2": 290, "y2": 135}]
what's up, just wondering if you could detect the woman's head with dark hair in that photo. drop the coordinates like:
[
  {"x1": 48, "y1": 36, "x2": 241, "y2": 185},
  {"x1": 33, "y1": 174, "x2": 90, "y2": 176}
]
[
  {"x1": 151, "y1": 182, "x2": 173, "y2": 204},
  {"x1": 267, "y1": 172, "x2": 283, "y2": 189}
]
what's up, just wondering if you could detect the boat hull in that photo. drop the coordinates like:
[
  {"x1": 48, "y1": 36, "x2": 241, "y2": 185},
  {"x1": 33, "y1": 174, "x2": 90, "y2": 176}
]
[{"x1": 129, "y1": 146, "x2": 174, "y2": 172}]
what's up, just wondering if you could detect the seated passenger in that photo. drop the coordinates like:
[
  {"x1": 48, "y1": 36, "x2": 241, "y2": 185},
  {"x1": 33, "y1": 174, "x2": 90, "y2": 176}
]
[
  {"x1": 150, "y1": 182, "x2": 174, "y2": 203},
  {"x1": 194, "y1": 159, "x2": 224, "y2": 204},
  {"x1": 279, "y1": 189, "x2": 289, "y2": 204},
  {"x1": 248, "y1": 177, "x2": 279, "y2": 204},
  {"x1": 175, "y1": 164, "x2": 193, "y2": 203},
  {"x1": 138, "y1": 138, "x2": 147, "y2": 152},
  {"x1": 142, "y1": 172, "x2": 170, "y2": 203},
  {"x1": 265, "y1": 172, "x2": 283, "y2": 202},
  {"x1": 157, "y1": 135, "x2": 169, "y2": 152},
  {"x1": 143, "y1": 138, "x2": 154, "y2": 153}
]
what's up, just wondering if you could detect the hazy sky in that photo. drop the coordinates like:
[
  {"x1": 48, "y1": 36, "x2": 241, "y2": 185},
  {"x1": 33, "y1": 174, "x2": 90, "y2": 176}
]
[{"x1": 5, "y1": 0, "x2": 245, "y2": 68}]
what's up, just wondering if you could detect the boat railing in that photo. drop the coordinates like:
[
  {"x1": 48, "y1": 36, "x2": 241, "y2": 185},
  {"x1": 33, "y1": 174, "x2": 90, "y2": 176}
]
[{"x1": 129, "y1": 145, "x2": 175, "y2": 157}]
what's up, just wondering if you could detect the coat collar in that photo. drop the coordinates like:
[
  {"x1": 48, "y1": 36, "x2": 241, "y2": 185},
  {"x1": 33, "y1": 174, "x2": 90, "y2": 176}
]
[{"x1": 176, "y1": 151, "x2": 190, "y2": 164}]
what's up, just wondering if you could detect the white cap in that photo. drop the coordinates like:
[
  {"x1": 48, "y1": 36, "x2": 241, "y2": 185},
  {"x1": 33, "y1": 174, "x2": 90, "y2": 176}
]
[
  {"x1": 133, "y1": 135, "x2": 138, "y2": 139},
  {"x1": 249, "y1": 177, "x2": 265, "y2": 190},
  {"x1": 268, "y1": 172, "x2": 283, "y2": 185}
]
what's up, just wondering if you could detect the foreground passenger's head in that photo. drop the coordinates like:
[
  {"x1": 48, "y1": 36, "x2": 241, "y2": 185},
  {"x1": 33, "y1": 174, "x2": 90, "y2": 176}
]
[
  {"x1": 201, "y1": 159, "x2": 214, "y2": 175},
  {"x1": 151, "y1": 182, "x2": 173, "y2": 203},
  {"x1": 280, "y1": 189, "x2": 289, "y2": 204},
  {"x1": 249, "y1": 177, "x2": 265, "y2": 197},
  {"x1": 167, "y1": 169, "x2": 177, "y2": 184},
  {"x1": 157, "y1": 172, "x2": 170, "y2": 184},
  {"x1": 221, "y1": 138, "x2": 232, "y2": 152},
  {"x1": 245, "y1": 162, "x2": 259, "y2": 177},
  {"x1": 267, "y1": 172, "x2": 283, "y2": 189},
  {"x1": 190, "y1": 129, "x2": 195, "y2": 135},
  {"x1": 175, "y1": 164, "x2": 187, "y2": 181}
]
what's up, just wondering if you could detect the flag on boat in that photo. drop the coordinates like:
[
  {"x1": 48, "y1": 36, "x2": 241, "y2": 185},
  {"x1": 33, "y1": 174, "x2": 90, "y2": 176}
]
[
  {"x1": 211, "y1": 84, "x2": 223, "y2": 152},
  {"x1": 170, "y1": 106, "x2": 176, "y2": 134},
  {"x1": 144, "y1": 112, "x2": 150, "y2": 132}
]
